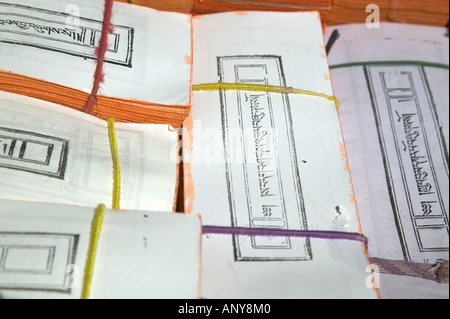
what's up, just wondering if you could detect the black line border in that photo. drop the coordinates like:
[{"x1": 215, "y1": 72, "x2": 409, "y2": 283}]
[{"x1": 217, "y1": 54, "x2": 312, "y2": 262}]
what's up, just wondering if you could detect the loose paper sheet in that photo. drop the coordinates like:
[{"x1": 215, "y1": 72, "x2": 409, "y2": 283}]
[
  {"x1": 187, "y1": 11, "x2": 378, "y2": 298},
  {"x1": 0, "y1": 0, "x2": 191, "y2": 105},
  {"x1": 0, "y1": 200, "x2": 202, "y2": 299},
  {"x1": 325, "y1": 23, "x2": 449, "y2": 298},
  {"x1": 0, "y1": 91, "x2": 178, "y2": 212}
]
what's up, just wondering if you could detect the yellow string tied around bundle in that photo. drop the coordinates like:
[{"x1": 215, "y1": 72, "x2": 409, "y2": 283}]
[
  {"x1": 107, "y1": 117, "x2": 121, "y2": 210},
  {"x1": 192, "y1": 83, "x2": 340, "y2": 112}
]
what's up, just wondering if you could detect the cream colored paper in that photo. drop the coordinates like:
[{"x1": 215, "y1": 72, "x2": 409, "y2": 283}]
[
  {"x1": 0, "y1": 0, "x2": 191, "y2": 105},
  {"x1": 0, "y1": 91, "x2": 178, "y2": 212},
  {"x1": 186, "y1": 11, "x2": 378, "y2": 299},
  {"x1": 0, "y1": 200, "x2": 202, "y2": 299},
  {"x1": 325, "y1": 23, "x2": 449, "y2": 299}
]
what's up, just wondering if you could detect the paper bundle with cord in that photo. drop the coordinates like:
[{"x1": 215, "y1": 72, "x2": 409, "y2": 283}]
[
  {"x1": 184, "y1": 10, "x2": 379, "y2": 299},
  {"x1": 0, "y1": 90, "x2": 179, "y2": 212},
  {"x1": 325, "y1": 22, "x2": 449, "y2": 299},
  {"x1": 0, "y1": 0, "x2": 337, "y2": 126},
  {"x1": 0, "y1": 200, "x2": 202, "y2": 299},
  {"x1": 0, "y1": 0, "x2": 191, "y2": 126},
  {"x1": 1, "y1": 0, "x2": 382, "y2": 299}
]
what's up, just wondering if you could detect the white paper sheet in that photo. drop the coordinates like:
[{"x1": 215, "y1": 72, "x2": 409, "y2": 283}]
[
  {"x1": 0, "y1": 0, "x2": 191, "y2": 105},
  {"x1": 0, "y1": 91, "x2": 178, "y2": 212},
  {"x1": 325, "y1": 22, "x2": 449, "y2": 299},
  {"x1": 186, "y1": 11, "x2": 378, "y2": 299},
  {"x1": 0, "y1": 200, "x2": 202, "y2": 299}
]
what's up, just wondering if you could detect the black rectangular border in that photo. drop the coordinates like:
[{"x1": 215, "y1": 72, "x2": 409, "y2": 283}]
[
  {"x1": 0, "y1": 127, "x2": 69, "y2": 180},
  {"x1": 218, "y1": 55, "x2": 312, "y2": 262},
  {"x1": 364, "y1": 64, "x2": 449, "y2": 260},
  {"x1": 0, "y1": 2, "x2": 134, "y2": 67},
  {"x1": 0, "y1": 232, "x2": 79, "y2": 293}
]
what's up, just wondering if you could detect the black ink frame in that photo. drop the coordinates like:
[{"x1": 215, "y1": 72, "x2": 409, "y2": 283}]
[
  {"x1": 0, "y1": 127, "x2": 69, "y2": 180},
  {"x1": 0, "y1": 2, "x2": 134, "y2": 68},
  {"x1": 217, "y1": 55, "x2": 312, "y2": 262}
]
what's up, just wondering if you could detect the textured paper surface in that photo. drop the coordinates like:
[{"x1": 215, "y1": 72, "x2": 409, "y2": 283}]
[
  {"x1": 0, "y1": 91, "x2": 178, "y2": 212},
  {"x1": 0, "y1": 0, "x2": 191, "y2": 105},
  {"x1": 0, "y1": 200, "x2": 202, "y2": 299},
  {"x1": 185, "y1": 11, "x2": 378, "y2": 298},
  {"x1": 326, "y1": 22, "x2": 449, "y2": 298}
]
